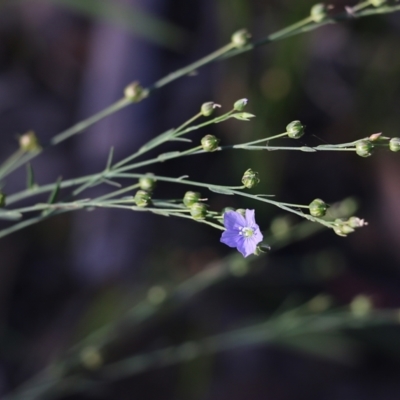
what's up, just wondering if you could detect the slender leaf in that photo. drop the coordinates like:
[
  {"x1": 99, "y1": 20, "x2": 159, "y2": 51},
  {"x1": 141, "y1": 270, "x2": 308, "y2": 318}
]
[
  {"x1": 208, "y1": 187, "x2": 234, "y2": 195},
  {"x1": 157, "y1": 151, "x2": 181, "y2": 162}
]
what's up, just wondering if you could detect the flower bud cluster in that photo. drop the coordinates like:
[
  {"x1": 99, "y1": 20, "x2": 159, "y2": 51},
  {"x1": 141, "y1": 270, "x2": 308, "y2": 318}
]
[
  {"x1": 183, "y1": 191, "x2": 208, "y2": 220},
  {"x1": 135, "y1": 174, "x2": 156, "y2": 207},
  {"x1": 333, "y1": 216, "x2": 367, "y2": 237}
]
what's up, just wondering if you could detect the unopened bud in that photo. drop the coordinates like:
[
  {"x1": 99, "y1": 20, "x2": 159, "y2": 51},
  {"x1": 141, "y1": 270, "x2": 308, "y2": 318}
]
[
  {"x1": 348, "y1": 216, "x2": 367, "y2": 228},
  {"x1": 233, "y1": 98, "x2": 248, "y2": 112},
  {"x1": 389, "y1": 137, "x2": 400, "y2": 152},
  {"x1": 19, "y1": 131, "x2": 41, "y2": 152},
  {"x1": 134, "y1": 190, "x2": 151, "y2": 207},
  {"x1": 222, "y1": 207, "x2": 235, "y2": 214},
  {"x1": 355, "y1": 139, "x2": 373, "y2": 157},
  {"x1": 236, "y1": 208, "x2": 246, "y2": 217},
  {"x1": 231, "y1": 29, "x2": 251, "y2": 48},
  {"x1": 369, "y1": 132, "x2": 382, "y2": 141},
  {"x1": 201, "y1": 134, "x2": 220, "y2": 152},
  {"x1": 309, "y1": 198, "x2": 327, "y2": 217},
  {"x1": 139, "y1": 174, "x2": 156, "y2": 191},
  {"x1": 333, "y1": 219, "x2": 354, "y2": 236},
  {"x1": 190, "y1": 202, "x2": 208, "y2": 220},
  {"x1": 254, "y1": 244, "x2": 271, "y2": 256},
  {"x1": 286, "y1": 120, "x2": 305, "y2": 139},
  {"x1": 124, "y1": 81, "x2": 148, "y2": 102},
  {"x1": 0, "y1": 191, "x2": 6, "y2": 208},
  {"x1": 310, "y1": 3, "x2": 328, "y2": 23},
  {"x1": 201, "y1": 102, "x2": 221, "y2": 117},
  {"x1": 183, "y1": 191, "x2": 201, "y2": 207},
  {"x1": 241, "y1": 168, "x2": 260, "y2": 189}
]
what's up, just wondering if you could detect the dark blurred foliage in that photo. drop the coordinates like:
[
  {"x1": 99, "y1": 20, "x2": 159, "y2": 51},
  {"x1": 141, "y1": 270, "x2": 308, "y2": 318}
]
[{"x1": 0, "y1": 0, "x2": 400, "y2": 399}]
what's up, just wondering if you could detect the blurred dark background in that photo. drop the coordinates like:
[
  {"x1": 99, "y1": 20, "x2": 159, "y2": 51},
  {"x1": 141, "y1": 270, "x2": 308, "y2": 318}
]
[{"x1": 0, "y1": 0, "x2": 400, "y2": 399}]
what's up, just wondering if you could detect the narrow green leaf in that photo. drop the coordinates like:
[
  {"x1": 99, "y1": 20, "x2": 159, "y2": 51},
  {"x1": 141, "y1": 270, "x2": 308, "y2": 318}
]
[
  {"x1": 26, "y1": 163, "x2": 35, "y2": 190},
  {"x1": 157, "y1": 151, "x2": 181, "y2": 162},
  {"x1": 208, "y1": 187, "x2": 234, "y2": 195},
  {"x1": 47, "y1": 177, "x2": 62, "y2": 205},
  {"x1": 230, "y1": 112, "x2": 256, "y2": 121},
  {"x1": 106, "y1": 146, "x2": 114, "y2": 170},
  {"x1": 300, "y1": 146, "x2": 317, "y2": 152},
  {"x1": 152, "y1": 210, "x2": 171, "y2": 217},
  {"x1": 139, "y1": 129, "x2": 175, "y2": 152},
  {"x1": 0, "y1": 211, "x2": 23, "y2": 220}
]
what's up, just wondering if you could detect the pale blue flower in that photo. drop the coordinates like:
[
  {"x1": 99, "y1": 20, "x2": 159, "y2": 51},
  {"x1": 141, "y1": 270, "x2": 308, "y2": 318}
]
[{"x1": 220, "y1": 209, "x2": 263, "y2": 257}]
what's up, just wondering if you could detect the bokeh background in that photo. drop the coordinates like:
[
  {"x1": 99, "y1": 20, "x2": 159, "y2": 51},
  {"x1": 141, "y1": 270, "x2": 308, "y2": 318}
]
[{"x1": 1, "y1": 0, "x2": 400, "y2": 399}]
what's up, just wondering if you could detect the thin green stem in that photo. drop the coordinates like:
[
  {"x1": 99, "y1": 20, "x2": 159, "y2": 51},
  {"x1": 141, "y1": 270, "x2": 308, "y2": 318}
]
[
  {"x1": 51, "y1": 98, "x2": 131, "y2": 145},
  {"x1": 148, "y1": 43, "x2": 236, "y2": 91},
  {"x1": 0, "y1": 150, "x2": 41, "y2": 180},
  {"x1": 0, "y1": 149, "x2": 24, "y2": 179},
  {"x1": 233, "y1": 132, "x2": 288, "y2": 148}
]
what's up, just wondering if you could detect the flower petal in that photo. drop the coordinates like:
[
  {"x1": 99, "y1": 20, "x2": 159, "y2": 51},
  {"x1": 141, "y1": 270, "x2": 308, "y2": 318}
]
[
  {"x1": 245, "y1": 209, "x2": 256, "y2": 227},
  {"x1": 223, "y1": 210, "x2": 246, "y2": 230},
  {"x1": 220, "y1": 229, "x2": 241, "y2": 248},
  {"x1": 237, "y1": 237, "x2": 256, "y2": 257}
]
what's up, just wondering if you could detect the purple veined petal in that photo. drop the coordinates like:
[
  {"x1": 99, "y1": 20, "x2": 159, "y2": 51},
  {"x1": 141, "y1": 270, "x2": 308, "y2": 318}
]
[
  {"x1": 252, "y1": 229, "x2": 264, "y2": 244},
  {"x1": 223, "y1": 210, "x2": 246, "y2": 230},
  {"x1": 220, "y1": 229, "x2": 241, "y2": 248},
  {"x1": 244, "y1": 209, "x2": 256, "y2": 226},
  {"x1": 237, "y1": 237, "x2": 257, "y2": 257}
]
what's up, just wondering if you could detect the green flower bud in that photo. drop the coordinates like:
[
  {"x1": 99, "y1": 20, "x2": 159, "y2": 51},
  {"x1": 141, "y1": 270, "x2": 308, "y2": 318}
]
[
  {"x1": 183, "y1": 191, "x2": 201, "y2": 207},
  {"x1": 201, "y1": 134, "x2": 220, "y2": 152},
  {"x1": 333, "y1": 226, "x2": 347, "y2": 237},
  {"x1": 231, "y1": 29, "x2": 251, "y2": 48},
  {"x1": 309, "y1": 198, "x2": 327, "y2": 217},
  {"x1": 371, "y1": 0, "x2": 386, "y2": 6},
  {"x1": 333, "y1": 223, "x2": 354, "y2": 237},
  {"x1": 124, "y1": 81, "x2": 148, "y2": 102},
  {"x1": 190, "y1": 202, "x2": 208, "y2": 220},
  {"x1": 355, "y1": 139, "x2": 374, "y2": 157},
  {"x1": 236, "y1": 208, "x2": 246, "y2": 217},
  {"x1": 348, "y1": 216, "x2": 367, "y2": 228},
  {"x1": 0, "y1": 191, "x2": 6, "y2": 208},
  {"x1": 222, "y1": 207, "x2": 235, "y2": 214},
  {"x1": 286, "y1": 120, "x2": 305, "y2": 139},
  {"x1": 241, "y1": 168, "x2": 260, "y2": 189},
  {"x1": 201, "y1": 102, "x2": 221, "y2": 117},
  {"x1": 233, "y1": 98, "x2": 248, "y2": 112},
  {"x1": 310, "y1": 3, "x2": 328, "y2": 23},
  {"x1": 139, "y1": 174, "x2": 156, "y2": 191},
  {"x1": 19, "y1": 131, "x2": 41, "y2": 152},
  {"x1": 389, "y1": 137, "x2": 400, "y2": 152},
  {"x1": 254, "y1": 244, "x2": 271, "y2": 256},
  {"x1": 134, "y1": 190, "x2": 151, "y2": 207}
]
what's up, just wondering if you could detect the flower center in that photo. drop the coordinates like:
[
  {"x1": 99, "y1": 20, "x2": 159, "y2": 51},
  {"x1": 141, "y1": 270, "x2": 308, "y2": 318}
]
[{"x1": 240, "y1": 227, "x2": 254, "y2": 238}]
